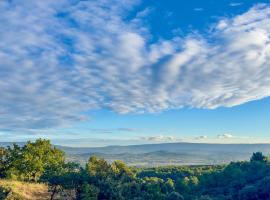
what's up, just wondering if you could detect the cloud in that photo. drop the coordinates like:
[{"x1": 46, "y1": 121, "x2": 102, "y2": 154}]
[
  {"x1": 1, "y1": 1, "x2": 270, "y2": 131},
  {"x1": 229, "y1": 3, "x2": 243, "y2": 7},
  {"x1": 52, "y1": 138, "x2": 144, "y2": 147},
  {"x1": 140, "y1": 135, "x2": 178, "y2": 142},
  {"x1": 217, "y1": 134, "x2": 234, "y2": 139},
  {"x1": 195, "y1": 135, "x2": 208, "y2": 140},
  {"x1": 116, "y1": 128, "x2": 137, "y2": 132},
  {"x1": 88, "y1": 128, "x2": 137, "y2": 133},
  {"x1": 193, "y1": 8, "x2": 204, "y2": 11}
]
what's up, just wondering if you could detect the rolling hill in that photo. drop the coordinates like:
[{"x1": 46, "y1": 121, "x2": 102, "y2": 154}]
[
  {"x1": 57, "y1": 142, "x2": 270, "y2": 166},
  {"x1": 2, "y1": 142, "x2": 270, "y2": 166}
]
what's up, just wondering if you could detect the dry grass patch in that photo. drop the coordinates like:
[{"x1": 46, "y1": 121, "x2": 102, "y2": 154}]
[{"x1": 0, "y1": 179, "x2": 50, "y2": 200}]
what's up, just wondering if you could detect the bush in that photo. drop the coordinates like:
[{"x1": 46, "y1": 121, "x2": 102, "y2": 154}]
[
  {"x1": 166, "y1": 191, "x2": 184, "y2": 200},
  {"x1": 239, "y1": 185, "x2": 258, "y2": 200},
  {"x1": 80, "y1": 183, "x2": 99, "y2": 200},
  {"x1": 0, "y1": 186, "x2": 10, "y2": 200}
]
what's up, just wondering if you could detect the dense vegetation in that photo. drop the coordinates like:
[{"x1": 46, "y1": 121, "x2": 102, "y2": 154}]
[{"x1": 1, "y1": 139, "x2": 270, "y2": 200}]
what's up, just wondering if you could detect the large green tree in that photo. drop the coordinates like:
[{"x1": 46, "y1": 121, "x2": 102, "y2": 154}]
[{"x1": 4, "y1": 139, "x2": 65, "y2": 181}]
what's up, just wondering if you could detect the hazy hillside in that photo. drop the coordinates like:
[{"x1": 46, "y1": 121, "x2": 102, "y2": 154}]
[
  {"x1": 58, "y1": 143, "x2": 270, "y2": 166},
  {"x1": 58, "y1": 142, "x2": 270, "y2": 155},
  {"x1": 2, "y1": 142, "x2": 270, "y2": 166},
  {"x1": 66, "y1": 151, "x2": 249, "y2": 167}
]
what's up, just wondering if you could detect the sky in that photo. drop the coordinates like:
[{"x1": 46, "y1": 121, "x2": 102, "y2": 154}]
[{"x1": 1, "y1": 0, "x2": 270, "y2": 146}]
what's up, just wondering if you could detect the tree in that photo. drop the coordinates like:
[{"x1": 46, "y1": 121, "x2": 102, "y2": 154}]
[
  {"x1": 5, "y1": 143, "x2": 23, "y2": 180},
  {"x1": 0, "y1": 186, "x2": 10, "y2": 200},
  {"x1": 250, "y1": 152, "x2": 268, "y2": 163},
  {"x1": 141, "y1": 177, "x2": 165, "y2": 200},
  {"x1": 86, "y1": 156, "x2": 123, "y2": 200},
  {"x1": 256, "y1": 176, "x2": 270, "y2": 199},
  {"x1": 41, "y1": 162, "x2": 82, "y2": 200},
  {"x1": 80, "y1": 183, "x2": 99, "y2": 200},
  {"x1": 86, "y1": 156, "x2": 112, "y2": 180},
  {"x1": 22, "y1": 139, "x2": 65, "y2": 181},
  {"x1": 2, "y1": 139, "x2": 65, "y2": 182},
  {"x1": 162, "y1": 178, "x2": 175, "y2": 194},
  {"x1": 111, "y1": 160, "x2": 135, "y2": 181},
  {"x1": 119, "y1": 181, "x2": 142, "y2": 199},
  {"x1": 166, "y1": 191, "x2": 184, "y2": 200},
  {"x1": 239, "y1": 185, "x2": 258, "y2": 200},
  {"x1": 0, "y1": 147, "x2": 7, "y2": 178}
]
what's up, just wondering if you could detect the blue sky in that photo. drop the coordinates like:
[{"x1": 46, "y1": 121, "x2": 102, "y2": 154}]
[{"x1": 1, "y1": 0, "x2": 270, "y2": 146}]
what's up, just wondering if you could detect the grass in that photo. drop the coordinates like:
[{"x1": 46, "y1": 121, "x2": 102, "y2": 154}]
[{"x1": 0, "y1": 179, "x2": 49, "y2": 200}]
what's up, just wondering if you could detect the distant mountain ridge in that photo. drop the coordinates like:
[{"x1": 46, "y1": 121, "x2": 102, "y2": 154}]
[
  {"x1": 2, "y1": 142, "x2": 270, "y2": 155},
  {"x1": 56, "y1": 142, "x2": 270, "y2": 155},
  {"x1": 58, "y1": 142, "x2": 270, "y2": 166},
  {"x1": 2, "y1": 142, "x2": 270, "y2": 166}
]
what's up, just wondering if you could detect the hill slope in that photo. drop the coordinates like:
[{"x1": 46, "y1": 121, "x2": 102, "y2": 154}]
[
  {"x1": 3, "y1": 142, "x2": 270, "y2": 166},
  {"x1": 62, "y1": 143, "x2": 270, "y2": 166},
  {"x1": 0, "y1": 180, "x2": 49, "y2": 200},
  {"x1": 58, "y1": 142, "x2": 270, "y2": 154}
]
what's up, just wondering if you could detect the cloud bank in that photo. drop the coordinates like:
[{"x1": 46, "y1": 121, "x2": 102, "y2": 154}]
[{"x1": 1, "y1": 1, "x2": 270, "y2": 130}]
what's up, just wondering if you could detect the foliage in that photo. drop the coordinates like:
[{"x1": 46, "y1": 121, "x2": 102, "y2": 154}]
[
  {"x1": 1, "y1": 140, "x2": 270, "y2": 200},
  {"x1": 0, "y1": 139, "x2": 65, "y2": 182},
  {"x1": 0, "y1": 186, "x2": 10, "y2": 200},
  {"x1": 0, "y1": 148, "x2": 7, "y2": 178},
  {"x1": 250, "y1": 152, "x2": 269, "y2": 163},
  {"x1": 80, "y1": 183, "x2": 99, "y2": 200}
]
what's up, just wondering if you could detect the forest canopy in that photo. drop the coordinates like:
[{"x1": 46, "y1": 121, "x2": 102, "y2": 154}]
[{"x1": 0, "y1": 139, "x2": 270, "y2": 200}]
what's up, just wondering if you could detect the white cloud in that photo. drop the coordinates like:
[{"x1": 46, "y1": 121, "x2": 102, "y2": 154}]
[
  {"x1": 217, "y1": 134, "x2": 234, "y2": 139},
  {"x1": 229, "y1": 3, "x2": 243, "y2": 7},
  {"x1": 194, "y1": 8, "x2": 204, "y2": 12},
  {"x1": 1, "y1": 2, "x2": 270, "y2": 131},
  {"x1": 140, "y1": 135, "x2": 178, "y2": 142},
  {"x1": 195, "y1": 135, "x2": 208, "y2": 140}
]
